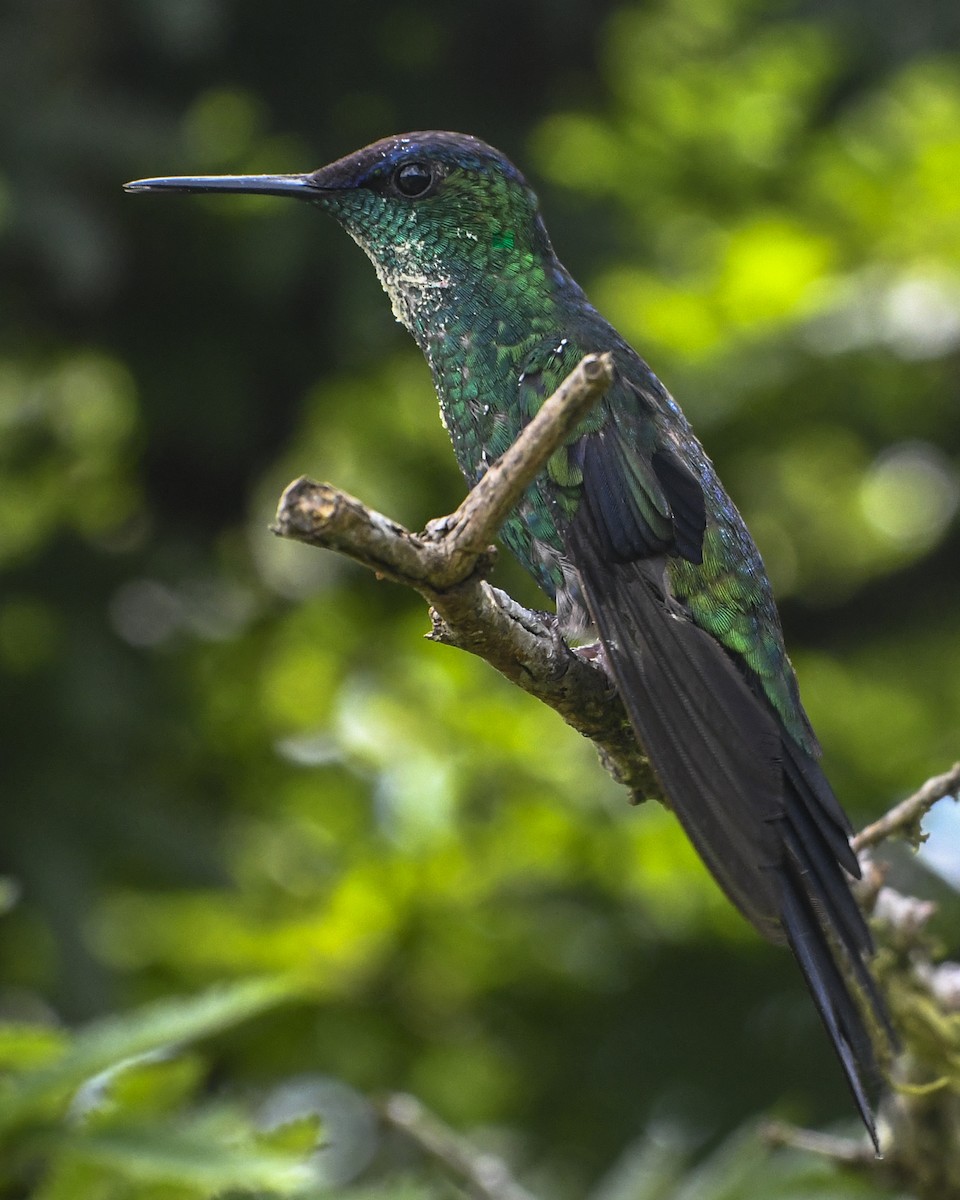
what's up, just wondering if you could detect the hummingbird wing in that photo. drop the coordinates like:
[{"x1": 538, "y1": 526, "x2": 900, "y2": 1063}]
[{"x1": 527, "y1": 355, "x2": 890, "y2": 1144}]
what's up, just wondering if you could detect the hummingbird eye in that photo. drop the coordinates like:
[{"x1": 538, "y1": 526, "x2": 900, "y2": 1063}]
[{"x1": 393, "y1": 161, "x2": 435, "y2": 198}]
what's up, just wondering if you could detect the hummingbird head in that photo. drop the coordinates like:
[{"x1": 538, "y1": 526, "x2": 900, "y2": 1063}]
[
  {"x1": 125, "y1": 131, "x2": 560, "y2": 339},
  {"x1": 302, "y1": 132, "x2": 552, "y2": 266}
]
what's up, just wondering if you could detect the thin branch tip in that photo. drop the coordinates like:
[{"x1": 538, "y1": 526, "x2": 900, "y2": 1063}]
[
  {"x1": 379, "y1": 1092, "x2": 541, "y2": 1200},
  {"x1": 854, "y1": 761, "x2": 960, "y2": 853}
]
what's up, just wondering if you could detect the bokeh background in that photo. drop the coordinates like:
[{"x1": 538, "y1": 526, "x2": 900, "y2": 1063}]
[{"x1": 2, "y1": 0, "x2": 959, "y2": 1196}]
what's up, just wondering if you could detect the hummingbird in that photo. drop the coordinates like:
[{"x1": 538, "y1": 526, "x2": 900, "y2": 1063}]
[{"x1": 126, "y1": 131, "x2": 893, "y2": 1144}]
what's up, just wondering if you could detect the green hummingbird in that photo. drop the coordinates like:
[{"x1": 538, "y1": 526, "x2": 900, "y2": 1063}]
[{"x1": 126, "y1": 131, "x2": 893, "y2": 1144}]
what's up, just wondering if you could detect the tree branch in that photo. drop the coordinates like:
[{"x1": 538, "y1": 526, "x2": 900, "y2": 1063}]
[
  {"x1": 272, "y1": 353, "x2": 659, "y2": 801},
  {"x1": 852, "y1": 761, "x2": 960, "y2": 853},
  {"x1": 761, "y1": 1120, "x2": 877, "y2": 1165},
  {"x1": 379, "y1": 1093, "x2": 541, "y2": 1200}
]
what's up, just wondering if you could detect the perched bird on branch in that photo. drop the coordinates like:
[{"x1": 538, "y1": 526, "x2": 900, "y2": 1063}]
[{"x1": 127, "y1": 131, "x2": 894, "y2": 1145}]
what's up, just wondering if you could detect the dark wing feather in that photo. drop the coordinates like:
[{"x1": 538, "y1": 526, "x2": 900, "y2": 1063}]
[
  {"x1": 578, "y1": 432, "x2": 674, "y2": 561},
  {"x1": 566, "y1": 500, "x2": 890, "y2": 1149},
  {"x1": 577, "y1": 424, "x2": 707, "y2": 566},
  {"x1": 651, "y1": 448, "x2": 706, "y2": 564},
  {"x1": 567, "y1": 539, "x2": 786, "y2": 936}
]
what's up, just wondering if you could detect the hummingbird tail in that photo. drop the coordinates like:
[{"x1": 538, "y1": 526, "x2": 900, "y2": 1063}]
[
  {"x1": 566, "y1": 530, "x2": 890, "y2": 1146},
  {"x1": 776, "y1": 859, "x2": 881, "y2": 1149}
]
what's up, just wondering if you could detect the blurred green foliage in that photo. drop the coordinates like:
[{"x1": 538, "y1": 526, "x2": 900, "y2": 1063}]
[{"x1": 1, "y1": 0, "x2": 957, "y2": 1195}]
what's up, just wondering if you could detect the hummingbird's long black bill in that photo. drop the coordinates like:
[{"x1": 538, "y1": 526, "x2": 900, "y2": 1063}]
[{"x1": 123, "y1": 174, "x2": 318, "y2": 197}]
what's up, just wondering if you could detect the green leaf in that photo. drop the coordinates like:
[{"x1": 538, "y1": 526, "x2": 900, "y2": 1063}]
[
  {"x1": 59, "y1": 1119, "x2": 314, "y2": 1196},
  {"x1": 0, "y1": 976, "x2": 306, "y2": 1133},
  {"x1": 86, "y1": 1053, "x2": 207, "y2": 1124}
]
